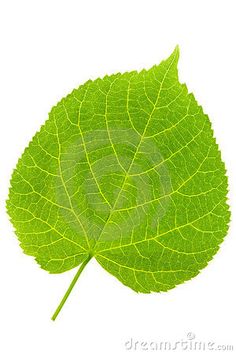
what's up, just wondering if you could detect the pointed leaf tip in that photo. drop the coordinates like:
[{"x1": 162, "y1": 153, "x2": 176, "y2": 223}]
[{"x1": 170, "y1": 45, "x2": 180, "y2": 63}]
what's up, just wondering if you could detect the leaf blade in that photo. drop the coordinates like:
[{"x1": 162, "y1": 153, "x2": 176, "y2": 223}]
[{"x1": 7, "y1": 47, "x2": 230, "y2": 301}]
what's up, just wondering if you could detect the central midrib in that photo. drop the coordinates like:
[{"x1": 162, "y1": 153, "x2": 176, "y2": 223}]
[{"x1": 92, "y1": 55, "x2": 176, "y2": 252}]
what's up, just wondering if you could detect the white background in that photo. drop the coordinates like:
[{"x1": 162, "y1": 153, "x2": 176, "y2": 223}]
[{"x1": 0, "y1": 0, "x2": 235, "y2": 353}]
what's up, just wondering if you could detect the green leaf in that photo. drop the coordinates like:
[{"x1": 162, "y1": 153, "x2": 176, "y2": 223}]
[{"x1": 7, "y1": 47, "x2": 230, "y2": 320}]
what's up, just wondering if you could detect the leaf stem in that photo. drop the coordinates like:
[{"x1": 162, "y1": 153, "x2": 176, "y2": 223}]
[{"x1": 51, "y1": 254, "x2": 92, "y2": 321}]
